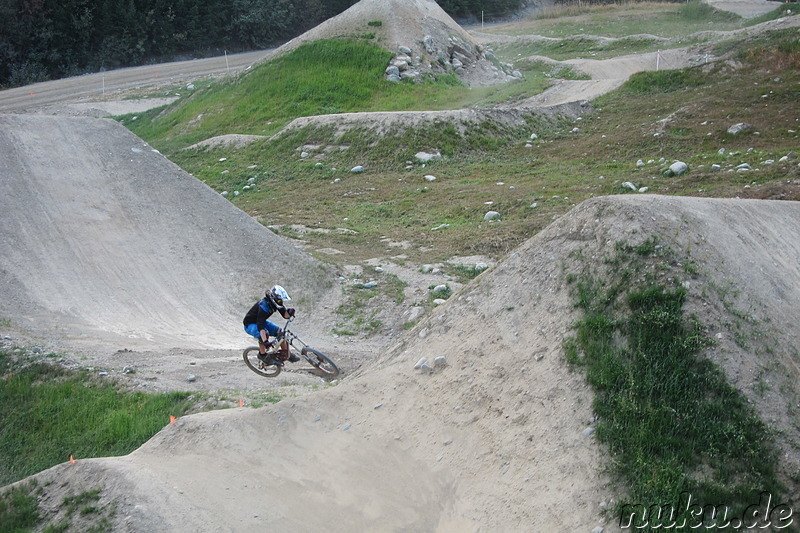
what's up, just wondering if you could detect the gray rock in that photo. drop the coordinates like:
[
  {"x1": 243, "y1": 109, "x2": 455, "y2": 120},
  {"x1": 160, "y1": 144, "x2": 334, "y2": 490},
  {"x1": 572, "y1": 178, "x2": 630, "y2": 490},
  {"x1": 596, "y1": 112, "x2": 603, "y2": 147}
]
[
  {"x1": 669, "y1": 161, "x2": 688, "y2": 176},
  {"x1": 434, "y1": 356, "x2": 448, "y2": 367},
  {"x1": 415, "y1": 151, "x2": 441, "y2": 163},
  {"x1": 711, "y1": 164, "x2": 722, "y2": 171},
  {"x1": 386, "y1": 73, "x2": 401, "y2": 83},
  {"x1": 399, "y1": 46, "x2": 412, "y2": 55},
  {"x1": 123, "y1": 366, "x2": 135, "y2": 374},
  {"x1": 432, "y1": 284, "x2": 449, "y2": 294},
  {"x1": 423, "y1": 35, "x2": 435, "y2": 54},
  {"x1": 414, "y1": 357, "x2": 428, "y2": 369},
  {"x1": 727, "y1": 123, "x2": 753, "y2": 135},
  {"x1": 484, "y1": 211, "x2": 501, "y2": 221},
  {"x1": 385, "y1": 65, "x2": 400, "y2": 77},
  {"x1": 622, "y1": 181, "x2": 638, "y2": 191},
  {"x1": 736, "y1": 163, "x2": 752, "y2": 171},
  {"x1": 187, "y1": 374, "x2": 196, "y2": 382},
  {"x1": 351, "y1": 165, "x2": 365, "y2": 173}
]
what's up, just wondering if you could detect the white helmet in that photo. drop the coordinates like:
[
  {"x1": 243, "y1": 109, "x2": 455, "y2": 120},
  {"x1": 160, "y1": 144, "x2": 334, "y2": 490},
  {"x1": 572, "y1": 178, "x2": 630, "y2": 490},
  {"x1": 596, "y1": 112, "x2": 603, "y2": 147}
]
[{"x1": 268, "y1": 285, "x2": 291, "y2": 309}]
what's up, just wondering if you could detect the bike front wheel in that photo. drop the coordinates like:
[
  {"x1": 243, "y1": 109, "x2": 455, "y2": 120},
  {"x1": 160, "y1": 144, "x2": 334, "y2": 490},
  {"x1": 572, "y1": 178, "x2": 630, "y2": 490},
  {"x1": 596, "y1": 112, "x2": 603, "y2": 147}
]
[
  {"x1": 243, "y1": 346, "x2": 282, "y2": 378},
  {"x1": 301, "y1": 347, "x2": 339, "y2": 380}
]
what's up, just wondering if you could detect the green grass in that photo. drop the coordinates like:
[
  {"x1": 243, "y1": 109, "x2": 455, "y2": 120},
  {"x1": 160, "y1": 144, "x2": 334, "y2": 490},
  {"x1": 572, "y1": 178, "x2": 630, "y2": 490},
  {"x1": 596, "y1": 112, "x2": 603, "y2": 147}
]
[
  {"x1": 564, "y1": 243, "x2": 786, "y2": 528},
  {"x1": 0, "y1": 482, "x2": 40, "y2": 532},
  {"x1": 0, "y1": 350, "x2": 197, "y2": 486}
]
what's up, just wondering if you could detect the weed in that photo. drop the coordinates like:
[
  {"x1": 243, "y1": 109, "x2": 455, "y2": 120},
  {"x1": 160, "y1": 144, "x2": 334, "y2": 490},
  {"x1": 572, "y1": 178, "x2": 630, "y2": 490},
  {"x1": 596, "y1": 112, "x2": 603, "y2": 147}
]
[
  {"x1": 0, "y1": 349, "x2": 197, "y2": 486},
  {"x1": 0, "y1": 481, "x2": 40, "y2": 531},
  {"x1": 565, "y1": 243, "x2": 785, "y2": 523}
]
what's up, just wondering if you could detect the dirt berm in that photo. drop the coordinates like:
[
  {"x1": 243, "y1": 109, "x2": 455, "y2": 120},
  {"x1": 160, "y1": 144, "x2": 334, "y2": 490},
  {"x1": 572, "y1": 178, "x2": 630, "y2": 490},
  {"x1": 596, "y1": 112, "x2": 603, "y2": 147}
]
[
  {"x1": 0, "y1": 114, "x2": 337, "y2": 352},
  {"x1": 8, "y1": 191, "x2": 799, "y2": 532}
]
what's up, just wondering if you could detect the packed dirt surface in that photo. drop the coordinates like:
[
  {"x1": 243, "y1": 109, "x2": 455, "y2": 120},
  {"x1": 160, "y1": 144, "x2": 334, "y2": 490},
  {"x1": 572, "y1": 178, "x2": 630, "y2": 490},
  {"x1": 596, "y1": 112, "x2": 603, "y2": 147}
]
[{"x1": 1, "y1": 0, "x2": 799, "y2": 531}]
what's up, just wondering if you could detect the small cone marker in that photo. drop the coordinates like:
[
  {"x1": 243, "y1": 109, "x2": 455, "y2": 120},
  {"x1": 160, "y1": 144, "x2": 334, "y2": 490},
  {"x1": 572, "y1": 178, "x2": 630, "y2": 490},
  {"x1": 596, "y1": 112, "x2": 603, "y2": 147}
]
[
  {"x1": 239, "y1": 398, "x2": 244, "y2": 407},
  {"x1": 170, "y1": 415, "x2": 176, "y2": 424},
  {"x1": 69, "y1": 455, "x2": 76, "y2": 464}
]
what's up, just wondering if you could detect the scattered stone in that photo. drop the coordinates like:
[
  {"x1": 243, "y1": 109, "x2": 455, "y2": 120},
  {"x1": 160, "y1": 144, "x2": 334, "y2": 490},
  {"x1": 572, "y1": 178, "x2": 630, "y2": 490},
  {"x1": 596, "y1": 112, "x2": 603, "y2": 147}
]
[
  {"x1": 484, "y1": 211, "x2": 501, "y2": 221},
  {"x1": 362, "y1": 281, "x2": 378, "y2": 289},
  {"x1": 343, "y1": 424, "x2": 351, "y2": 431},
  {"x1": 592, "y1": 527, "x2": 604, "y2": 533},
  {"x1": 432, "y1": 284, "x2": 449, "y2": 294},
  {"x1": 351, "y1": 165, "x2": 365, "y2": 173},
  {"x1": 187, "y1": 375, "x2": 197, "y2": 382},
  {"x1": 711, "y1": 164, "x2": 721, "y2": 171},
  {"x1": 32, "y1": 346, "x2": 43, "y2": 354},
  {"x1": 123, "y1": 366, "x2": 135, "y2": 374},
  {"x1": 727, "y1": 123, "x2": 752, "y2": 135},
  {"x1": 424, "y1": 175, "x2": 437, "y2": 182},
  {"x1": 667, "y1": 161, "x2": 688, "y2": 176},
  {"x1": 636, "y1": 159, "x2": 645, "y2": 167},
  {"x1": 221, "y1": 191, "x2": 228, "y2": 197},
  {"x1": 530, "y1": 133, "x2": 538, "y2": 140},
  {"x1": 374, "y1": 403, "x2": 383, "y2": 410},
  {"x1": 432, "y1": 299, "x2": 447, "y2": 305},
  {"x1": 434, "y1": 356, "x2": 448, "y2": 367},
  {"x1": 736, "y1": 163, "x2": 752, "y2": 171},
  {"x1": 98, "y1": 371, "x2": 108, "y2": 377},
  {"x1": 414, "y1": 357, "x2": 428, "y2": 369},
  {"x1": 399, "y1": 46, "x2": 412, "y2": 55},
  {"x1": 2, "y1": 335, "x2": 11, "y2": 340},
  {"x1": 415, "y1": 151, "x2": 441, "y2": 163},
  {"x1": 638, "y1": 187, "x2": 649, "y2": 193},
  {"x1": 622, "y1": 181, "x2": 638, "y2": 191},
  {"x1": 431, "y1": 224, "x2": 450, "y2": 231},
  {"x1": 583, "y1": 427, "x2": 596, "y2": 437}
]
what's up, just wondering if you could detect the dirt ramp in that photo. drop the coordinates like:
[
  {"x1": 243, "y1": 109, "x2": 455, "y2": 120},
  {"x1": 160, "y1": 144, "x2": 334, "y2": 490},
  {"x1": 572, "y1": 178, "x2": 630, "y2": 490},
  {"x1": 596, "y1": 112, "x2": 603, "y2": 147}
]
[
  {"x1": 9, "y1": 195, "x2": 799, "y2": 531},
  {"x1": 0, "y1": 114, "x2": 333, "y2": 351}
]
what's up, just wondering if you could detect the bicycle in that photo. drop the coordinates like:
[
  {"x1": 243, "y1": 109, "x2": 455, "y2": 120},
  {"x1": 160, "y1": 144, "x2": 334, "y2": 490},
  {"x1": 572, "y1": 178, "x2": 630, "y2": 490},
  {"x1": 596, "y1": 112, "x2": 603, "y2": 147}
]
[{"x1": 242, "y1": 317, "x2": 339, "y2": 380}]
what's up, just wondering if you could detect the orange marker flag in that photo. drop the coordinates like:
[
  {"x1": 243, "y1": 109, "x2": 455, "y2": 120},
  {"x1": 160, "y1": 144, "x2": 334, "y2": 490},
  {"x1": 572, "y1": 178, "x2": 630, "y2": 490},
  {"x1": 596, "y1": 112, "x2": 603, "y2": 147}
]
[
  {"x1": 170, "y1": 415, "x2": 176, "y2": 424},
  {"x1": 69, "y1": 455, "x2": 76, "y2": 464},
  {"x1": 239, "y1": 398, "x2": 244, "y2": 407}
]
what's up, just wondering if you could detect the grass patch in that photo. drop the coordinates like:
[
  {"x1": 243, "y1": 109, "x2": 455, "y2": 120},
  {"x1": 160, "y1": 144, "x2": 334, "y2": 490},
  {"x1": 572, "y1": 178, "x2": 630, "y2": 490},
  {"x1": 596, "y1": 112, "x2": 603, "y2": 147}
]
[
  {"x1": 620, "y1": 68, "x2": 707, "y2": 95},
  {"x1": 564, "y1": 242, "x2": 785, "y2": 527},
  {"x1": 0, "y1": 349, "x2": 197, "y2": 486},
  {"x1": 0, "y1": 481, "x2": 40, "y2": 531},
  {"x1": 334, "y1": 274, "x2": 407, "y2": 336}
]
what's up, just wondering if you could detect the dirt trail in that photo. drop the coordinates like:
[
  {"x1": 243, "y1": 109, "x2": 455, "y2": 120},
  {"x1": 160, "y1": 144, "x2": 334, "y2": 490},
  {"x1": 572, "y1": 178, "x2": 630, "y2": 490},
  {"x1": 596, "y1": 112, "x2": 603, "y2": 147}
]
[{"x1": 11, "y1": 195, "x2": 800, "y2": 532}]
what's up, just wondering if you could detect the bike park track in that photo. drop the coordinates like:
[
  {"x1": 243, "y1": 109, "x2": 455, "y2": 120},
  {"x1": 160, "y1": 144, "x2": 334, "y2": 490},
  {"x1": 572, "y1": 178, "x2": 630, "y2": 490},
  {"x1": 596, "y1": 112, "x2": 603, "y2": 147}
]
[{"x1": 1, "y1": 2, "x2": 799, "y2": 531}]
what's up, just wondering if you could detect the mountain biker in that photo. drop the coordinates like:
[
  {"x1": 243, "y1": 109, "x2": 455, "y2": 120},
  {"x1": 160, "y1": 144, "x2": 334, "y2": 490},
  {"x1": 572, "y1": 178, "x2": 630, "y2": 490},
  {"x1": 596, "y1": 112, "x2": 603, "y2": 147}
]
[{"x1": 243, "y1": 285, "x2": 298, "y2": 366}]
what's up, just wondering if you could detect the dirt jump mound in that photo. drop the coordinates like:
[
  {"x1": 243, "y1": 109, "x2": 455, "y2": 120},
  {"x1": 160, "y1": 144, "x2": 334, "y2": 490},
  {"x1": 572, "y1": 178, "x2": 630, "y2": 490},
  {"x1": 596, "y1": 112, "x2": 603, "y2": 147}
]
[{"x1": 0, "y1": 114, "x2": 334, "y2": 352}]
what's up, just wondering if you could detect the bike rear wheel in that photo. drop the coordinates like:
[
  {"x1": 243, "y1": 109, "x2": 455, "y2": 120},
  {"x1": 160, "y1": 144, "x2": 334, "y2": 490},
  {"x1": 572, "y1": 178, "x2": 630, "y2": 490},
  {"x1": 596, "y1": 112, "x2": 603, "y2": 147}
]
[
  {"x1": 243, "y1": 346, "x2": 282, "y2": 378},
  {"x1": 301, "y1": 347, "x2": 339, "y2": 379}
]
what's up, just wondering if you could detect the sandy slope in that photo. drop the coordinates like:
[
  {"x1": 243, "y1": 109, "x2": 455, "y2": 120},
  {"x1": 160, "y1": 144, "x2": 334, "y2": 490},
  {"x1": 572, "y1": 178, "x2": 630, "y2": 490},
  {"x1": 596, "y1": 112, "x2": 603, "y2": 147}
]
[{"x1": 0, "y1": 114, "x2": 336, "y2": 352}]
